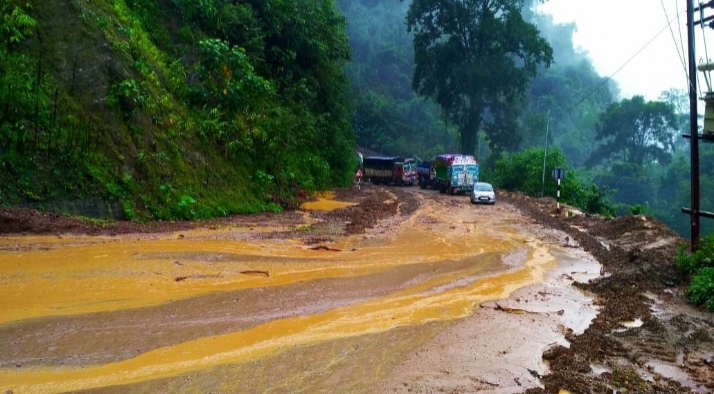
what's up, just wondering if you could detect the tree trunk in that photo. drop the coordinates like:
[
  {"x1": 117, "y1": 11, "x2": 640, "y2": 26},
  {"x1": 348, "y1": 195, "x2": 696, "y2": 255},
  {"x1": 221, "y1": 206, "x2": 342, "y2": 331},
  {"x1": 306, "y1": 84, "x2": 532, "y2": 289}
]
[{"x1": 460, "y1": 115, "x2": 480, "y2": 155}]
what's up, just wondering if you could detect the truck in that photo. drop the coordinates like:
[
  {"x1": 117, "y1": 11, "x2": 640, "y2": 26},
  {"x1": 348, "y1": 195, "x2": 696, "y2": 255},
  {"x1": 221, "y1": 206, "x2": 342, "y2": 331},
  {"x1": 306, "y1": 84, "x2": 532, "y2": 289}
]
[
  {"x1": 417, "y1": 160, "x2": 435, "y2": 189},
  {"x1": 362, "y1": 156, "x2": 417, "y2": 186},
  {"x1": 418, "y1": 154, "x2": 479, "y2": 194}
]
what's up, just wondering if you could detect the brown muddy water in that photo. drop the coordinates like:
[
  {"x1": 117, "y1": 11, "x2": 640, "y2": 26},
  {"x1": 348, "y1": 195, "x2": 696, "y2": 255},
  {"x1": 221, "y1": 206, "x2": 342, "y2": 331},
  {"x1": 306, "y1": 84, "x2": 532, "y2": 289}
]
[{"x1": 0, "y1": 193, "x2": 598, "y2": 393}]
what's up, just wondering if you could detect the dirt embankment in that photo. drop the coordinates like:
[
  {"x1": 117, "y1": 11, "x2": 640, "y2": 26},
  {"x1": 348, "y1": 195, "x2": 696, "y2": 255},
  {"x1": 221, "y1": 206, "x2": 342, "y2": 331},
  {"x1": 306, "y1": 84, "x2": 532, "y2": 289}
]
[
  {"x1": 1, "y1": 185, "x2": 713, "y2": 393},
  {"x1": 0, "y1": 186, "x2": 416, "y2": 240},
  {"x1": 499, "y1": 191, "x2": 714, "y2": 394}
]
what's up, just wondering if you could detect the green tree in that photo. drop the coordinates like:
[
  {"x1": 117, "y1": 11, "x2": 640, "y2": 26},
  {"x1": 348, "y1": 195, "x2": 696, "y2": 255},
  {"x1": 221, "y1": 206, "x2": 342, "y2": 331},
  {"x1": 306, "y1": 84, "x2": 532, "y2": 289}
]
[
  {"x1": 492, "y1": 147, "x2": 615, "y2": 216},
  {"x1": 587, "y1": 95, "x2": 677, "y2": 167},
  {"x1": 524, "y1": 59, "x2": 615, "y2": 167},
  {"x1": 658, "y1": 87, "x2": 691, "y2": 151},
  {"x1": 404, "y1": 0, "x2": 553, "y2": 155},
  {"x1": 1, "y1": 1, "x2": 37, "y2": 45},
  {"x1": 335, "y1": 0, "x2": 458, "y2": 158}
]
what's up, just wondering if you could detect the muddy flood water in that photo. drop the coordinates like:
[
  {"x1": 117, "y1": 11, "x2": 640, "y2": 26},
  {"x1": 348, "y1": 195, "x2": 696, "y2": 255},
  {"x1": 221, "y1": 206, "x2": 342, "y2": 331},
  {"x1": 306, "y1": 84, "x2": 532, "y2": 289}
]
[{"x1": 0, "y1": 190, "x2": 600, "y2": 393}]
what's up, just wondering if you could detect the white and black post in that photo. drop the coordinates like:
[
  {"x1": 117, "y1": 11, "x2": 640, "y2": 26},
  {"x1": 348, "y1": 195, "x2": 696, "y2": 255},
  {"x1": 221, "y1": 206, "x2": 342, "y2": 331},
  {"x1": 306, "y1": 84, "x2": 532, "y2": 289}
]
[
  {"x1": 557, "y1": 178, "x2": 561, "y2": 214},
  {"x1": 551, "y1": 167, "x2": 566, "y2": 215}
]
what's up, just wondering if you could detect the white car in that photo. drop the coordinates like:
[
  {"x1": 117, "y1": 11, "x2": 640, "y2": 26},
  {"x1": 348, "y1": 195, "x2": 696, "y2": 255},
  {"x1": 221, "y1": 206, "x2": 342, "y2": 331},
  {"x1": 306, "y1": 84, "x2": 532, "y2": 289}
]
[{"x1": 471, "y1": 182, "x2": 495, "y2": 205}]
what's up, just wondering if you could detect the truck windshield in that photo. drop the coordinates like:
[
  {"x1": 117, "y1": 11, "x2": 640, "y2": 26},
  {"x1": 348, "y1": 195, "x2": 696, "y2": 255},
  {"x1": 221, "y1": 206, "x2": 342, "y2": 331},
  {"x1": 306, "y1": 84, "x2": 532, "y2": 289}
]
[{"x1": 451, "y1": 165, "x2": 464, "y2": 172}]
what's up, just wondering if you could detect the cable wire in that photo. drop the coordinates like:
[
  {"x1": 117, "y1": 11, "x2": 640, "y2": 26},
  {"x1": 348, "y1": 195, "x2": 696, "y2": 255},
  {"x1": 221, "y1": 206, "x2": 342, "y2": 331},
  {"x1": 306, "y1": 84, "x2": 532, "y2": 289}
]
[
  {"x1": 701, "y1": 6, "x2": 713, "y2": 93},
  {"x1": 662, "y1": 0, "x2": 691, "y2": 90},
  {"x1": 680, "y1": 0, "x2": 705, "y2": 95},
  {"x1": 562, "y1": 5, "x2": 688, "y2": 115}
]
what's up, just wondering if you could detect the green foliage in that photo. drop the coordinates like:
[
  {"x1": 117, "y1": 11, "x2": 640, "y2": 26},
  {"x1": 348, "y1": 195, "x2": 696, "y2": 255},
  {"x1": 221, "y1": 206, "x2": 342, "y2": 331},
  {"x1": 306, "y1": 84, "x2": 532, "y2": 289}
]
[
  {"x1": 678, "y1": 235, "x2": 714, "y2": 274},
  {"x1": 0, "y1": 0, "x2": 357, "y2": 220},
  {"x1": 1, "y1": 1, "x2": 37, "y2": 44},
  {"x1": 587, "y1": 96, "x2": 677, "y2": 167},
  {"x1": 405, "y1": 0, "x2": 553, "y2": 155},
  {"x1": 519, "y1": 2, "x2": 618, "y2": 168},
  {"x1": 677, "y1": 235, "x2": 714, "y2": 311},
  {"x1": 335, "y1": 0, "x2": 458, "y2": 158},
  {"x1": 563, "y1": 182, "x2": 616, "y2": 218},
  {"x1": 627, "y1": 203, "x2": 649, "y2": 216},
  {"x1": 686, "y1": 268, "x2": 714, "y2": 311},
  {"x1": 523, "y1": 60, "x2": 615, "y2": 167},
  {"x1": 492, "y1": 148, "x2": 616, "y2": 216}
]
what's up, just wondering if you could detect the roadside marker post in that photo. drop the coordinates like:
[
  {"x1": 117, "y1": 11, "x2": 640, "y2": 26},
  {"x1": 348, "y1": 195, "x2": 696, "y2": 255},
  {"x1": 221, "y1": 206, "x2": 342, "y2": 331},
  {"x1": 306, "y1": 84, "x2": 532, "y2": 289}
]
[
  {"x1": 551, "y1": 167, "x2": 566, "y2": 215},
  {"x1": 355, "y1": 168, "x2": 364, "y2": 190},
  {"x1": 557, "y1": 179, "x2": 561, "y2": 213}
]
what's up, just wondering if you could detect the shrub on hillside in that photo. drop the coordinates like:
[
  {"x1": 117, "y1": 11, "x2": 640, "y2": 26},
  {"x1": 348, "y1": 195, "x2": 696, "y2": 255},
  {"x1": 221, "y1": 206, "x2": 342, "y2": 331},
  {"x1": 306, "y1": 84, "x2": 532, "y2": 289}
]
[
  {"x1": 678, "y1": 234, "x2": 714, "y2": 311},
  {"x1": 491, "y1": 148, "x2": 616, "y2": 216}
]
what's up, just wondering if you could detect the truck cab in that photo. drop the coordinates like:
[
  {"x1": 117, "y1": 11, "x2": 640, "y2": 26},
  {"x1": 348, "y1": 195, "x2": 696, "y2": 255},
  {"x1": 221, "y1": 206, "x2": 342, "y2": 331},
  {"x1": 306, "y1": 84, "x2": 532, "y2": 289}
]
[
  {"x1": 433, "y1": 154, "x2": 480, "y2": 194},
  {"x1": 400, "y1": 158, "x2": 417, "y2": 185}
]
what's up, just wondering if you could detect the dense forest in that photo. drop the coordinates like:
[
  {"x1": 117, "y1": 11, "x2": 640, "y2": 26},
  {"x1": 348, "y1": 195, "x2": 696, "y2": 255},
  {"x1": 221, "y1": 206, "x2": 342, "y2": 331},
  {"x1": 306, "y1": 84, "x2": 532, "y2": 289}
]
[
  {"x1": 1, "y1": 0, "x2": 714, "y2": 238},
  {"x1": 0, "y1": 0, "x2": 358, "y2": 220},
  {"x1": 337, "y1": 0, "x2": 714, "y2": 238}
]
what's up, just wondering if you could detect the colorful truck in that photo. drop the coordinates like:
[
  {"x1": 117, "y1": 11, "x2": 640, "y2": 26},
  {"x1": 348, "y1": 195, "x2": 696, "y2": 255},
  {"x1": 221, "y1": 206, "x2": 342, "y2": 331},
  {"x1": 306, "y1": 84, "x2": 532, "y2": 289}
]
[
  {"x1": 418, "y1": 154, "x2": 479, "y2": 194},
  {"x1": 362, "y1": 156, "x2": 417, "y2": 186}
]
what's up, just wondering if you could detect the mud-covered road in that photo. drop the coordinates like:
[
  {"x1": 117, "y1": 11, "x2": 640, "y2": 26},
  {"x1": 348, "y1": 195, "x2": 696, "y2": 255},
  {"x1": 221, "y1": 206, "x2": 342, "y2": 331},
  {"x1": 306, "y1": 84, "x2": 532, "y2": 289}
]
[{"x1": 1, "y1": 185, "x2": 713, "y2": 394}]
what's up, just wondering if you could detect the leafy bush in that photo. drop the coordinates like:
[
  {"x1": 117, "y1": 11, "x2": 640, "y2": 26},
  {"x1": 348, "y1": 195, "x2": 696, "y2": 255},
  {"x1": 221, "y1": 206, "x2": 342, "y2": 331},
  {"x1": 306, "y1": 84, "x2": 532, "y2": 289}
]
[
  {"x1": 627, "y1": 203, "x2": 649, "y2": 216},
  {"x1": 677, "y1": 235, "x2": 714, "y2": 274},
  {"x1": 491, "y1": 148, "x2": 616, "y2": 216},
  {"x1": 677, "y1": 234, "x2": 714, "y2": 311},
  {"x1": 1, "y1": 0, "x2": 357, "y2": 221},
  {"x1": 685, "y1": 268, "x2": 714, "y2": 311}
]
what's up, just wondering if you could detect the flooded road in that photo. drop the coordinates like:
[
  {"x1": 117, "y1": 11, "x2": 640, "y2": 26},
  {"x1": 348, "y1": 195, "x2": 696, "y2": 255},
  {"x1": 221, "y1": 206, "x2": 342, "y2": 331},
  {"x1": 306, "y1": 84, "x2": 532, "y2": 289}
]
[{"x1": 0, "y1": 188, "x2": 599, "y2": 393}]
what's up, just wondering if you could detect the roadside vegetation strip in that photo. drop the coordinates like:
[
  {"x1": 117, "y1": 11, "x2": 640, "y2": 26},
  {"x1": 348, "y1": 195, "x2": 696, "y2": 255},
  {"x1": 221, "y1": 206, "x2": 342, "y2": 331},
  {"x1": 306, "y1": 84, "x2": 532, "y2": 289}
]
[{"x1": 677, "y1": 234, "x2": 714, "y2": 311}]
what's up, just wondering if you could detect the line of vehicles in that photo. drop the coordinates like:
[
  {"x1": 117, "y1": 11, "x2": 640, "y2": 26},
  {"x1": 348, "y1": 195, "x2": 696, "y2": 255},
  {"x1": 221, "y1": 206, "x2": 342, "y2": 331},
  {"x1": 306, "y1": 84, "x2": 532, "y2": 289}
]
[{"x1": 358, "y1": 153, "x2": 495, "y2": 204}]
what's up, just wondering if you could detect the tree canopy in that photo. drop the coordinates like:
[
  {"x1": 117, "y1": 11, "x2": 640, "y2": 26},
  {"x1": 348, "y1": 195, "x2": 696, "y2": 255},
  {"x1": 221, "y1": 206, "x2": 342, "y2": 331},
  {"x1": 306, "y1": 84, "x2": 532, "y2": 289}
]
[
  {"x1": 587, "y1": 95, "x2": 678, "y2": 167},
  {"x1": 405, "y1": 0, "x2": 553, "y2": 155},
  {"x1": 335, "y1": 0, "x2": 459, "y2": 158}
]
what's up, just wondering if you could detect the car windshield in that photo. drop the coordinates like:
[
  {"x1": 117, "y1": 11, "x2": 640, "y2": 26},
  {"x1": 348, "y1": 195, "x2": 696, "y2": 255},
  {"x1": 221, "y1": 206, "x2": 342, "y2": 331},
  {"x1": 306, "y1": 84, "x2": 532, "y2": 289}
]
[{"x1": 474, "y1": 183, "x2": 493, "y2": 192}]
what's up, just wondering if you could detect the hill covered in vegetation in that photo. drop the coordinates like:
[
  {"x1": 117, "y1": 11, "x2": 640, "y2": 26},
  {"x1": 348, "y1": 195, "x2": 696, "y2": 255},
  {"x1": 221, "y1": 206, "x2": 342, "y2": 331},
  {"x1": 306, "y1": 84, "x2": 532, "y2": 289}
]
[
  {"x1": 4, "y1": 0, "x2": 714, "y2": 239},
  {"x1": 0, "y1": 0, "x2": 357, "y2": 220}
]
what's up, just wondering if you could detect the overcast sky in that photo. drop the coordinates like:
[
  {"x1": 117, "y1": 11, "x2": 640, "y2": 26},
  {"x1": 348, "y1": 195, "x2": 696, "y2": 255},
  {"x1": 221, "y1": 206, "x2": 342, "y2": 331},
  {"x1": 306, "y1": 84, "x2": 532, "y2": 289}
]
[{"x1": 538, "y1": 0, "x2": 714, "y2": 102}]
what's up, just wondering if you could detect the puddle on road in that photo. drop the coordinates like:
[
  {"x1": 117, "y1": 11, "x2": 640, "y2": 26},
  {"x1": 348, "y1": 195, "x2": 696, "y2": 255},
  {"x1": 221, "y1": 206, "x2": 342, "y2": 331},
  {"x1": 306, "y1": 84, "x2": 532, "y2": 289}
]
[
  {"x1": 620, "y1": 318, "x2": 644, "y2": 328},
  {"x1": 2, "y1": 242, "x2": 554, "y2": 393},
  {"x1": 0, "y1": 227, "x2": 513, "y2": 325},
  {"x1": 0, "y1": 201, "x2": 574, "y2": 394},
  {"x1": 645, "y1": 359, "x2": 703, "y2": 392},
  {"x1": 590, "y1": 363, "x2": 611, "y2": 375},
  {"x1": 299, "y1": 191, "x2": 357, "y2": 211}
]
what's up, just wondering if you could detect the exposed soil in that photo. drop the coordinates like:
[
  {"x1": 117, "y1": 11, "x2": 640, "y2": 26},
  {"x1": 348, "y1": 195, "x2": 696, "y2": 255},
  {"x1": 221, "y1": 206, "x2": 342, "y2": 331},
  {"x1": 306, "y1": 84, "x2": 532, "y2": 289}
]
[
  {"x1": 1, "y1": 184, "x2": 713, "y2": 393},
  {"x1": 499, "y1": 191, "x2": 714, "y2": 394},
  {"x1": 0, "y1": 186, "x2": 413, "y2": 240}
]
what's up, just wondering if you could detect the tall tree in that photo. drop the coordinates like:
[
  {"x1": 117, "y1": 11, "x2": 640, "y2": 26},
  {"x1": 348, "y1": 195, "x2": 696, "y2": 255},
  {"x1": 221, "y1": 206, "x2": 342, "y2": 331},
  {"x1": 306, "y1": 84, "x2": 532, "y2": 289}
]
[
  {"x1": 658, "y1": 88, "x2": 690, "y2": 151},
  {"x1": 404, "y1": 0, "x2": 553, "y2": 155},
  {"x1": 586, "y1": 95, "x2": 678, "y2": 167},
  {"x1": 335, "y1": 0, "x2": 459, "y2": 158}
]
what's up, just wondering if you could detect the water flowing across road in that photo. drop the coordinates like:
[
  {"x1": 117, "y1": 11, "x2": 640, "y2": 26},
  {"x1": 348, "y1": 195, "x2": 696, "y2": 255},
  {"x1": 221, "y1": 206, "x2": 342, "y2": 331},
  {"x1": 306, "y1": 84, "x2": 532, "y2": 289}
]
[{"x1": 0, "y1": 189, "x2": 598, "y2": 393}]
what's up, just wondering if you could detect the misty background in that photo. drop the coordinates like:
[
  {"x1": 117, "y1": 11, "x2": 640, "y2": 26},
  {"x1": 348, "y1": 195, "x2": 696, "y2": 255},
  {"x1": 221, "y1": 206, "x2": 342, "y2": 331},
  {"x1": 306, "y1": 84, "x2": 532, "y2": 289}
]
[{"x1": 335, "y1": 0, "x2": 714, "y2": 237}]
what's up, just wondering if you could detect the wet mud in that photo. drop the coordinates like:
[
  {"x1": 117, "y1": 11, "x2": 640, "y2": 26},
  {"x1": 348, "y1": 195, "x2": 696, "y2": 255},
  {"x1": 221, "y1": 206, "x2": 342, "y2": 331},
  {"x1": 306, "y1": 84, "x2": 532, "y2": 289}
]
[{"x1": 0, "y1": 185, "x2": 713, "y2": 394}]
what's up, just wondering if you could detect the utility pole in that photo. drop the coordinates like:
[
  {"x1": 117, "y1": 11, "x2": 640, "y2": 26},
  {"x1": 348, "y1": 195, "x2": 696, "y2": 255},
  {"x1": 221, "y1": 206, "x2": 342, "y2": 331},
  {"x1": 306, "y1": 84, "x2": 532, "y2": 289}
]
[
  {"x1": 687, "y1": 0, "x2": 701, "y2": 250},
  {"x1": 682, "y1": 0, "x2": 714, "y2": 251},
  {"x1": 541, "y1": 109, "x2": 550, "y2": 198}
]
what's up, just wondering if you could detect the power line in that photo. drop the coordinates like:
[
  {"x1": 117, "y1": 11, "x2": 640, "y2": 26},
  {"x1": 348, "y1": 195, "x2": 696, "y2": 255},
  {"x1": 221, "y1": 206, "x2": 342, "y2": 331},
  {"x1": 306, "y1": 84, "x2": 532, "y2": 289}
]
[
  {"x1": 562, "y1": 5, "x2": 688, "y2": 115},
  {"x1": 662, "y1": 0, "x2": 690, "y2": 90},
  {"x1": 678, "y1": 0, "x2": 704, "y2": 95}
]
